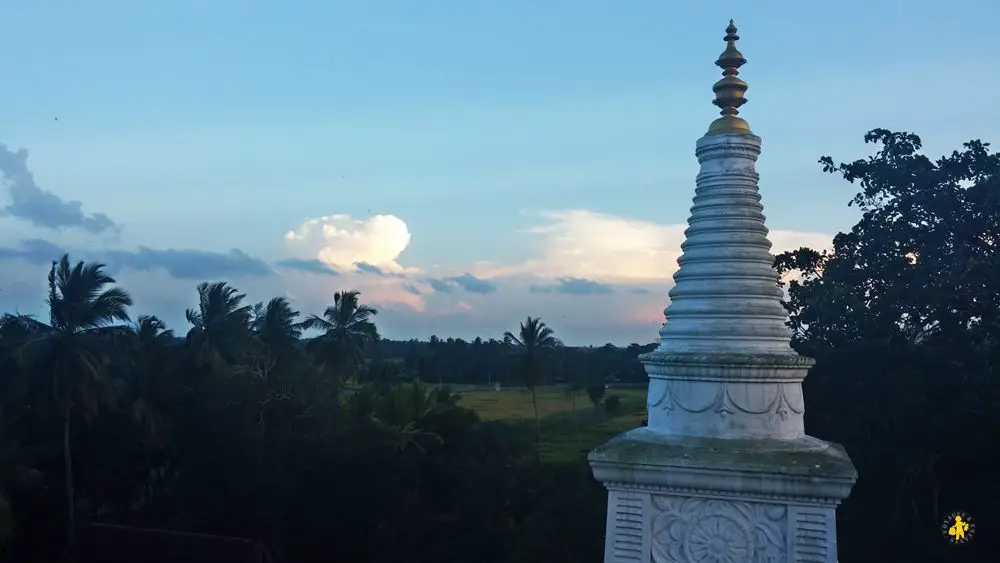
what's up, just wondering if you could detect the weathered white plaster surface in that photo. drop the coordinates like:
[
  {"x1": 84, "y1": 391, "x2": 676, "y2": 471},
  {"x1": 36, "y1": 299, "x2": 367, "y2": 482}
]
[{"x1": 588, "y1": 131, "x2": 856, "y2": 563}]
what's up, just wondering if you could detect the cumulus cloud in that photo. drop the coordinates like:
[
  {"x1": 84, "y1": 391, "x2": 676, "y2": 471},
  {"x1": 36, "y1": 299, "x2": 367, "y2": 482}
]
[
  {"x1": 281, "y1": 213, "x2": 428, "y2": 311},
  {"x1": 274, "y1": 258, "x2": 339, "y2": 276},
  {"x1": 285, "y1": 214, "x2": 415, "y2": 274},
  {"x1": 0, "y1": 143, "x2": 120, "y2": 236},
  {"x1": 529, "y1": 277, "x2": 614, "y2": 295}
]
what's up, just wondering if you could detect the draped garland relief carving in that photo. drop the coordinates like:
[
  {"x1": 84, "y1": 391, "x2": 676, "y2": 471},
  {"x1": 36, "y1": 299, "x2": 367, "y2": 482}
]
[{"x1": 647, "y1": 380, "x2": 805, "y2": 421}]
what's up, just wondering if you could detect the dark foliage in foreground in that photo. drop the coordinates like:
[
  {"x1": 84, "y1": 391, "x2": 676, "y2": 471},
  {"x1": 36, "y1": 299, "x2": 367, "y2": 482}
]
[{"x1": 776, "y1": 129, "x2": 1000, "y2": 562}]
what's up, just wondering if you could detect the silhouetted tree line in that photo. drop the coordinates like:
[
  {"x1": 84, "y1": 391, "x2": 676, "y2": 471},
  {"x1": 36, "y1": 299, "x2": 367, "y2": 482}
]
[
  {"x1": 375, "y1": 337, "x2": 653, "y2": 388},
  {"x1": 0, "y1": 129, "x2": 996, "y2": 563},
  {"x1": 0, "y1": 275, "x2": 608, "y2": 563}
]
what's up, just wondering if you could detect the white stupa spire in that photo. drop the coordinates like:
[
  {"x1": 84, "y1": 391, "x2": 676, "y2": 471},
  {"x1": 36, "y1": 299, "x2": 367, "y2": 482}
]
[
  {"x1": 590, "y1": 24, "x2": 856, "y2": 563},
  {"x1": 656, "y1": 20, "x2": 793, "y2": 356},
  {"x1": 640, "y1": 20, "x2": 813, "y2": 439}
]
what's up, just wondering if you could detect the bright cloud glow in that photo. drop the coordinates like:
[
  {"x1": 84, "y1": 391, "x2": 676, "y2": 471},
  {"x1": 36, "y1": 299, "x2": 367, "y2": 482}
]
[
  {"x1": 473, "y1": 209, "x2": 834, "y2": 284},
  {"x1": 282, "y1": 213, "x2": 424, "y2": 311},
  {"x1": 285, "y1": 214, "x2": 416, "y2": 274}
]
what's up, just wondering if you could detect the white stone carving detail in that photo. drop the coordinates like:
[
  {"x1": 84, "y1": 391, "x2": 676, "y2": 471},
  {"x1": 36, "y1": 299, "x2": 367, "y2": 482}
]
[
  {"x1": 647, "y1": 380, "x2": 804, "y2": 418},
  {"x1": 645, "y1": 379, "x2": 806, "y2": 438},
  {"x1": 650, "y1": 496, "x2": 787, "y2": 563}
]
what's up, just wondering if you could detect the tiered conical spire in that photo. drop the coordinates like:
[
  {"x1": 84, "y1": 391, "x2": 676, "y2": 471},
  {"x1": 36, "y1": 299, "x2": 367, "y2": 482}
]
[
  {"x1": 652, "y1": 21, "x2": 793, "y2": 356},
  {"x1": 641, "y1": 21, "x2": 810, "y2": 439}
]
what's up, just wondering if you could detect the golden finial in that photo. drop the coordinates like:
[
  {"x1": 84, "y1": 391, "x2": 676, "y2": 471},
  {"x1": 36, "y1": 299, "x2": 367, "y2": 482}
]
[{"x1": 706, "y1": 20, "x2": 752, "y2": 136}]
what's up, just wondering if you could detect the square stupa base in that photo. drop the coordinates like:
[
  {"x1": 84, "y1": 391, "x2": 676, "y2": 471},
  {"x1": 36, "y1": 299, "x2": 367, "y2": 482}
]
[{"x1": 588, "y1": 428, "x2": 857, "y2": 563}]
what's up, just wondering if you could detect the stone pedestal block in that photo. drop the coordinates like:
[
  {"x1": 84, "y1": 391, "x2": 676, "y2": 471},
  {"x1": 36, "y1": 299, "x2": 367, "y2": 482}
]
[{"x1": 589, "y1": 429, "x2": 856, "y2": 563}]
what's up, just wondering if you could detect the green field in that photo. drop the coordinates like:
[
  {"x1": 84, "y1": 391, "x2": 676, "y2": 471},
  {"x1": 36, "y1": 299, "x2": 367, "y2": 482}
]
[{"x1": 451, "y1": 385, "x2": 647, "y2": 464}]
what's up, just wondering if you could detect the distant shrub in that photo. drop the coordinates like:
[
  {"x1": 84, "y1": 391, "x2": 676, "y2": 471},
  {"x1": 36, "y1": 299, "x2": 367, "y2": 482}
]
[
  {"x1": 604, "y1": 394, "x2": 621, "y2": 413},
  {"x1": 586, "y1": 384, "x2": 606, "y2": 407}
]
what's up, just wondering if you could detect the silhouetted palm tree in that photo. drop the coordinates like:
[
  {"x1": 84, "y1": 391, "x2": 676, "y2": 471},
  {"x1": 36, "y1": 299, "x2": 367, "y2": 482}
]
[
  {"x1": 364, "y1": 380, "x2": 446, "y2": 453},
  {"x1": 564, "y1": 370, "x2": 585, "y2": 443},
  {"x1": 251, "y1": 297, "x2": 302, "y2": 364},
  {"x1": 20, "y1": 255, "x2": 133, "y2": 552},
  {"x1": 366, "y1": 359, "x2": 403, "y2": 392},
  {"x1": 503, "y1": 317, "x2": 562, "y2": 444},
  {"x1": 185, "y1": 282, "x2": 253, "y2": 373},
  {"x1": 299, "y1": 290, "x2": 379, "y2": 387},
  {"x1": 123, "y1": 315, "x2": 178, "y2": 446}
]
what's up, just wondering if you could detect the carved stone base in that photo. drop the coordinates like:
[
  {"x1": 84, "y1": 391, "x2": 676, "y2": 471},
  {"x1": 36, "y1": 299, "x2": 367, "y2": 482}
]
[{"x1": 589, "y1": 428, "x2": 856, "y2": 563}]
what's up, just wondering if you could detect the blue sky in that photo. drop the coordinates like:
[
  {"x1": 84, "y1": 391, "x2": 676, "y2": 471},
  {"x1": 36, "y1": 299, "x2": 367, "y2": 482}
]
[{"x1": 1, "y1": 0, "x2": 998, "y2": 344}]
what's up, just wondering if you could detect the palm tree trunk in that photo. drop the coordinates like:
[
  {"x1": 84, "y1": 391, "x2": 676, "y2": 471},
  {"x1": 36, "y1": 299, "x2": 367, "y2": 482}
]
[
  {"x1": 530, "y1": 386, "x2": 541, "y2": 444},
  {"x1": 572, "y1": 392, "x2": 580, "y2": 444},
  {"x1": 63, "y1": 397, "x2": 76, "y2": 555}
]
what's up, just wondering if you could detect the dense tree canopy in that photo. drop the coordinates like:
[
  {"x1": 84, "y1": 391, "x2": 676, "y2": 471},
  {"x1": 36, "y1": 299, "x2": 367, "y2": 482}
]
[{"x1": 776, "y1": 129, "x2": 999, "y2": 561}]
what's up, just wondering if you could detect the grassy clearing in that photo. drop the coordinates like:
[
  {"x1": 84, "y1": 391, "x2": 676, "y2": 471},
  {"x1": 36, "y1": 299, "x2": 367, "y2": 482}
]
[{"x1": 452, "y1": 385, "x2": 647, "y2": 464}]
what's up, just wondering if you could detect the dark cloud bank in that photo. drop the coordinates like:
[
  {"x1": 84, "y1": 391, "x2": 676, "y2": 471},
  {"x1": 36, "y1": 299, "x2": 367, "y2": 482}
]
[
  {"x1": 354, "y1": 261, "x2": 386, "y2": 275},
  {"x1": 0, "y1": 238, "x2": 66, "y2": 265},
  {"x1": 0, "y1": 144, "x2": 120, "y2": 236},
  {"x1": 103, "y1": 247, "x2": 272, "y2": 279},
  {"x1": 529, "y1": 277, "x2": 614, "y2": 295},
  {"x1": 422, "y1": 273, "x2": 497, "y2": 294},
  {"x1": 0, "y1": 239, "x2": 273, "y2": 280},
  {"x1": 275, "y1": 258, "x2": 339, "y2": 276},
  {"x1": 0, "y1": 239, "x2": 500, "y2": 297},
  {"x1": 0, "y1": 141, "x2": 275, "y2": 282},
  {"x1": 351, "y1": 261, "x2": 498, "y2": 296},
  {"x1": 0, "y1": 238, "x2": 501, "y2": 294}
]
